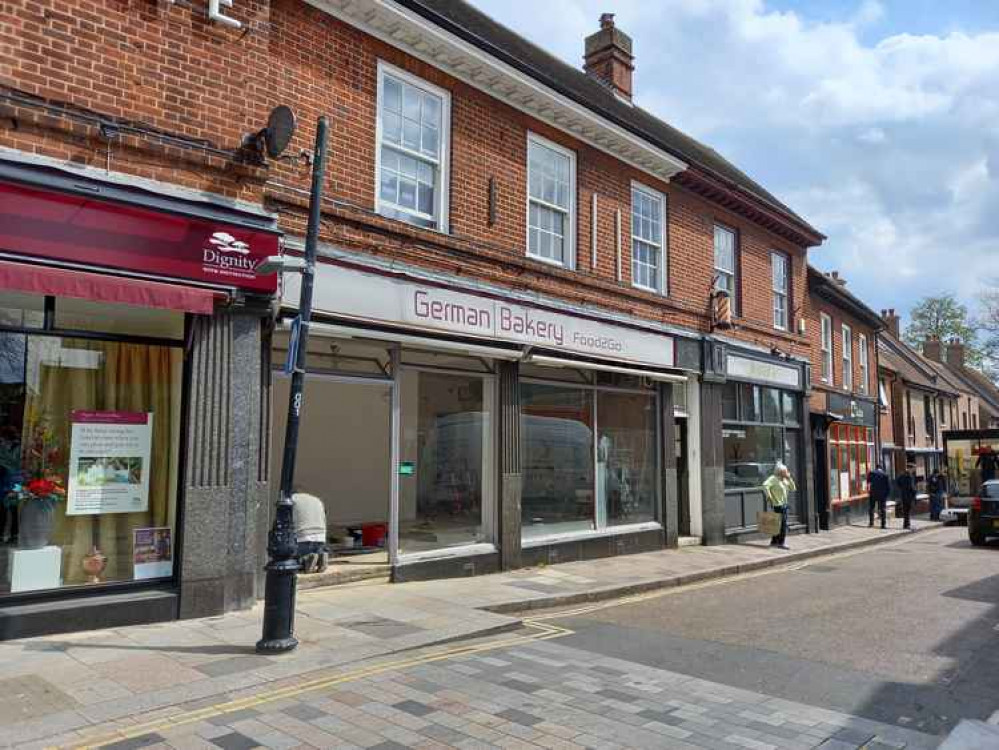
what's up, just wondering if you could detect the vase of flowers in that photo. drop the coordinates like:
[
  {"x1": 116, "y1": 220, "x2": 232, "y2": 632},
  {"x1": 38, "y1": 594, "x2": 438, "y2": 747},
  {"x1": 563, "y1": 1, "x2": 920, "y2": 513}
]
[{"x1": 3, "y1": 422, "x2": 66, "y2": 550}]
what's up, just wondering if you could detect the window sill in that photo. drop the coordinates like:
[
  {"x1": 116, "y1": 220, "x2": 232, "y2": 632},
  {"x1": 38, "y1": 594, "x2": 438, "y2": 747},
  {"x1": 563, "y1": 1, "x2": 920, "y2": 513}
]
[
  {"x1": 522, "y1": 521, "x2": 662, "y2": 548},
  {"x1": 396, "y1": 542, "x2": 497, "y2": 565},
  {"x1": 526, "y1": 252, "x2": 571, "y2": 270}
]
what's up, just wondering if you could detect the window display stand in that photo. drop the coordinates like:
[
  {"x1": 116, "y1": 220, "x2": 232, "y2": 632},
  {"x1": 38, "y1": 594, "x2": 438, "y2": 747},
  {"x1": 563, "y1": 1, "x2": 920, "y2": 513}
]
[{"x1": 9, "y1": 546, "x2": 61, "y2": 592}]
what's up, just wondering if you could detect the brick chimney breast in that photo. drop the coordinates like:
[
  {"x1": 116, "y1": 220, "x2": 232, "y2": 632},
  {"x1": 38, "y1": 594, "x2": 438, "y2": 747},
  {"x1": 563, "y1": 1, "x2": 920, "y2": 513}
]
[
  {"x1": 583, "y1": 13, "x2": 635, "y2": 101},
  {"x1": 882, "y1": 308, "x2": 901, "y2": 339},
  {"x1": 946, "y1": 338, "x2": 966, "y2": 369},
  {"x1": 923, "y1": 335, "x2": 942, "y2": 363}
]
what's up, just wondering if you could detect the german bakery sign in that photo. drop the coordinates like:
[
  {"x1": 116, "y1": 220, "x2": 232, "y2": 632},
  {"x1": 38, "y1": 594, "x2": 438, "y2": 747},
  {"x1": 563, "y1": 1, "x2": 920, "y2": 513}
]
[{"x1": 288, "y1": 264, "x2": 675, "y2": 368}]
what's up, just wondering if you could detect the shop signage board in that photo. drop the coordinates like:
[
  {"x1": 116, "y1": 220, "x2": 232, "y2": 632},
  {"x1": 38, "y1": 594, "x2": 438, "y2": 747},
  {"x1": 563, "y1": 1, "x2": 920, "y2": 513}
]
[
  {"x1": 66, "y1": 411, "x2": 153, "y2": 516},
  {"x1": 726, "y1": 353, "x2": 801, "y2": 389},
  {"x1": 290, "y1": 263, "x2": 676, "y2": 369},
  {"x1": 0, "y1": 180, "x2": 279, "y2": 293}
]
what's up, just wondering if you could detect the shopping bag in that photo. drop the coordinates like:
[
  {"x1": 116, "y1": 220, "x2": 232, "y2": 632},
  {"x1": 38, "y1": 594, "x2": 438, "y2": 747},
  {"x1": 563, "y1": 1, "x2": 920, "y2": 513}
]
[{"x1": 756, "y1": 510, "x2": 782, "y2": 537}]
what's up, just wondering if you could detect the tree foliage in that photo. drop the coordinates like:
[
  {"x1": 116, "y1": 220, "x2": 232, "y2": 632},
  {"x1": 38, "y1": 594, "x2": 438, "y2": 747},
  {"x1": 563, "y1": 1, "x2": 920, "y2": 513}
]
[{"x1": 903, "y1": 294, "x2": 984, "y2": 367}]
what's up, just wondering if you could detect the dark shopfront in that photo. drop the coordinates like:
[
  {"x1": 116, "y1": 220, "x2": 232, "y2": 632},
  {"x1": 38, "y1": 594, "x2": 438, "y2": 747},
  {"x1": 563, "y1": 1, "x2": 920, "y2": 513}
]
[
  {"x1": 702, "y1": 345, "x2": 809, "y2": 542},
  {"x1": 0, "y1": 159, "x2": 279, "y2": 640}
]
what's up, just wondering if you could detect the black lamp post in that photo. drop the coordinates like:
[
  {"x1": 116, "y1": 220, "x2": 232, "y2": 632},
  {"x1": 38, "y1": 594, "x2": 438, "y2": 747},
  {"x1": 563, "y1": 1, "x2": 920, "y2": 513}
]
[{"x1": 256, "y1": 116, "x2": 329, "y2": 654}]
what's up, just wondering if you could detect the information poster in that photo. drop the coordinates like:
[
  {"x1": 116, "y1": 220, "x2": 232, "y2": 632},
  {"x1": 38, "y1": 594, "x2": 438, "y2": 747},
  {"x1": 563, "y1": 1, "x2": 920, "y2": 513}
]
[
  {"x1": 133, "y1": 527, "x2": 173, "y2": 580},
  {"x1": 67, "y1": 411, "x2": 153, "y2": 516}
]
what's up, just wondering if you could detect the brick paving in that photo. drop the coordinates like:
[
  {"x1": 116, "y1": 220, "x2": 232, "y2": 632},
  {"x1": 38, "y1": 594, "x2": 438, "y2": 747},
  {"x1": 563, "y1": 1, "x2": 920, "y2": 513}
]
[
  {"x1": 68, "y1": 637, "x2": 940, "y2": 750},
  {"x1": 0, "y1": 520, "x2": 940, "y2": 748}
]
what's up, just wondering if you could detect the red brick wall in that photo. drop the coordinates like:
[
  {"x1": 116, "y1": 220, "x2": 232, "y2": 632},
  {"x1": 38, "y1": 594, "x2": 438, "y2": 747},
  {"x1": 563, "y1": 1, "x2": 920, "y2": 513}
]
[
  {"x1": 0, "y1": 0, "x2": 812, "y2": 355},
  {"x1": 805, "y1": 289, "x2": 878, "y2": 408}
]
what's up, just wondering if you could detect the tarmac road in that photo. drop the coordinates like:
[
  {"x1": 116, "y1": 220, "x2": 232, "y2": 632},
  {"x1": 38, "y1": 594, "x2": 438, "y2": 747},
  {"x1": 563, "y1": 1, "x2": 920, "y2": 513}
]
[{"x1": 551, "y1": 525, "x2": 999, "y2": 736}]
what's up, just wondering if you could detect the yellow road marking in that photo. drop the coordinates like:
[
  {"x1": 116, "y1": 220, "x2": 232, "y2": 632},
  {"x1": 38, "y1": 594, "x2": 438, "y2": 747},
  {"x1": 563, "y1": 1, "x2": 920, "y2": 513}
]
[
  {"x1": 64, "y1": 526, "x2": 944, "y2": 749},
  {"x1": 65, "y1": 619, "x2": 572, "y2": 750}
]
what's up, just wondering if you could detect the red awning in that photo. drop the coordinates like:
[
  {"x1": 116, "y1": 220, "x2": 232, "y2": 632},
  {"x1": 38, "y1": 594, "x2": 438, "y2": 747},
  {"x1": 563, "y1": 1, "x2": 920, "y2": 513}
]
[{"x1": 0, "y1": 260, "x2": 220, "y2": 314}]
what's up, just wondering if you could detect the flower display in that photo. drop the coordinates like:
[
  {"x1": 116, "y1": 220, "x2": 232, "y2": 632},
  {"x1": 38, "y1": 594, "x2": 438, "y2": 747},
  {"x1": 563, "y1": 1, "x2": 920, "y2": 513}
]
[{"x1": 3, "y1": 421, "x2": 67, "y2": 510}]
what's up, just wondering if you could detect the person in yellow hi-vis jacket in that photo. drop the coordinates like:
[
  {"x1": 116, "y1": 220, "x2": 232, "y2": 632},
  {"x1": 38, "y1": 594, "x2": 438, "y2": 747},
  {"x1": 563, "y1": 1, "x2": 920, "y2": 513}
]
[{"x1": 763, "y1": 462, "x2": 797, "y2": 550}]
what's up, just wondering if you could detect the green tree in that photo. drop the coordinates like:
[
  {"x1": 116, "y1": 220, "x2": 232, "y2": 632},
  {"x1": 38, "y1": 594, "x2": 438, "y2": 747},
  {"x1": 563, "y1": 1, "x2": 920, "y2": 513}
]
[{"x1": 903, "y1": 294, "x2": 983, "y2": 367}]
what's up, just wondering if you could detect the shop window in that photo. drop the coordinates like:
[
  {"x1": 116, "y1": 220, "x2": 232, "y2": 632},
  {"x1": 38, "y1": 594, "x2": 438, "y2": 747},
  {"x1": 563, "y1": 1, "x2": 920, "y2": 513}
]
[
  {"x1": 782, "y1": 392, "x2": 800, "y2": 425},
  {"x1": 598, "y1": 391, "x2": 657, "y2": 527},
  {"x1": 521, "y1": 378, "x2": 660, "y2": 540},
  {"x1": 55, "y1": 297, "x2": 185, "y2": 340},
  {"x1": 522, "y1": 383, "x2": 595, "y2": 538},
  {"x1": 673, "y1": 381, "x2": 688, "y2": 417},
  {"x1": 399, "y1": 348, "x2": 494, "y2": 373},
  {"x1": 741, "y1": 383, "x2": 760, "y2": 422},
  {"x1": 762, "y1": 387, "x2": 782, "y2": 424},
  {"x1": 722, "y1": 381, "x2": 739, "y2": 421},
  {"x1": 828, "y1": 423, "x2": 875, "y2": 502},
  {"x1": 0, "y1": 332, "x2": 182, "y2": 595},
  {"x1": 723, "y1": 425, "x2": 784, "y2": 489},
  {"x1": 520, "y1": 363, "x2": 593, "y2": 385}
]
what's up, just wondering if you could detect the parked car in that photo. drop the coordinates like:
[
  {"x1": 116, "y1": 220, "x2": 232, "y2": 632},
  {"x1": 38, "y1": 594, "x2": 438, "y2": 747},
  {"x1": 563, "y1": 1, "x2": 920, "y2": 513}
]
[
  {"x1": 940, "y1": 493, "x2": 974, "y2": 524},
  {"x1": 969, "y1": 480, "x2": 999, "y2": 546}
]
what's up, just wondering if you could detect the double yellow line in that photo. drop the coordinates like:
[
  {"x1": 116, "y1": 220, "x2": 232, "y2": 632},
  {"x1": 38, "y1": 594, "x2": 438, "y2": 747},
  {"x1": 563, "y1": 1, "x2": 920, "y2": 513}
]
[
  {"x1": 66, "y1": 619, "x2": 572, "y2": 749},
  {"x1": 66, "y1": 527, "x2": 939, "y2": 749}
]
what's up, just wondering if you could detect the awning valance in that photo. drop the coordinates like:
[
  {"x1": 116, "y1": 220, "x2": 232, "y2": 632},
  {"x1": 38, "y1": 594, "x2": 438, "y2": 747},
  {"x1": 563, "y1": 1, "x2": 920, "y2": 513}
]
[{"x1": 0, "y1": 260, "x2": 219, "y2": 314}]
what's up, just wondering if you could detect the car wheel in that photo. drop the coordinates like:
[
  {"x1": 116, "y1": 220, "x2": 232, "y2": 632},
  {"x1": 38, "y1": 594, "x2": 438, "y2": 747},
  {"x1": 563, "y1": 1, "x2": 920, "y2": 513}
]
[{"x1": 969, "y1": 528, "x2": 987, "y2": 546}]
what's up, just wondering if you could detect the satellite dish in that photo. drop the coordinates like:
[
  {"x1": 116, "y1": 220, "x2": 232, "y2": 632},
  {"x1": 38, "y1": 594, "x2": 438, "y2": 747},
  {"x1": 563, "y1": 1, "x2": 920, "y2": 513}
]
[{"x1": 263, "y1": 106, "x2": 296, "y2": 159}]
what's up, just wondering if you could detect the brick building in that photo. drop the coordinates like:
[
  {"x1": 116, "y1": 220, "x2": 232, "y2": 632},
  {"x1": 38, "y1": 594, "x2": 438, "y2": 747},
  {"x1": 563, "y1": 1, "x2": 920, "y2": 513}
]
[
  {"x1": 805, "y1": 268, "x2": 881, "y2": 527},
  {"x1": 877, "y1": 312, "x2": 979, "y2": 501},
  {"x1": 0, "y1": 0, "x2": 824, "y2": 637}
]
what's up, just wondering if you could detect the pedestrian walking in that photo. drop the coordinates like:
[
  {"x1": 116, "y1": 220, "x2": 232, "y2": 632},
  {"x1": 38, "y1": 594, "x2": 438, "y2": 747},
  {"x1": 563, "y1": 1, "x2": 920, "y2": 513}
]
[
  {"x1": 927, "y1": 467, "x2": 946, "y2": 521},
  {"x1": 895, "y1": 464, "x2": 917, "y2": 530},
  {"x1": 866, "y1": 464, "x2": 890, "y2": 529},
  {"x1": 763, "y1": 462, "x2": 796, "y2": 550}
]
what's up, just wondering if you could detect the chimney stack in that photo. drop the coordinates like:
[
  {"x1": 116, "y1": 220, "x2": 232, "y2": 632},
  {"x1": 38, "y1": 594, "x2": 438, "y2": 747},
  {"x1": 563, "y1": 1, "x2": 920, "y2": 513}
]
[
  {"x1": 923, "y1": 335, "x2": 942, "y2": 363},
  {"x1": 583, "y1": 13, "x2": 634, "y2": 101},
  {"x1": 881, "y1": 308, "x2": 901, "y2": 339},
  {"x1": 946, "y1": 338, "x2": 966, "y2": 369},
  {"x1": 828, "y1": 270, "x2": 847, "y2": 287}
]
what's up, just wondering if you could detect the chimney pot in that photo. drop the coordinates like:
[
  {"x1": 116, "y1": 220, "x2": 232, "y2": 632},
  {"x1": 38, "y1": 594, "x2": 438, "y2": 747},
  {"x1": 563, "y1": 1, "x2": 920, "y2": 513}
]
[
  {"x1": 584, "y1": 13, "x2": 635, "y2": 101},
  {"x1": 882, "y1": 308, "x2": 901, "y2": 339}
]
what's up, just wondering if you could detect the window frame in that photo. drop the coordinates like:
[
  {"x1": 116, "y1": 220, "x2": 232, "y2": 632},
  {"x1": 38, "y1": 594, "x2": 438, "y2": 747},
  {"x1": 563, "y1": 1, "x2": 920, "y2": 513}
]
[
  {"x1": 526, "y1": 131, "x2": 577, "y2": 269},
  {"x1": 858, "y1": 332, "x2": 869, "y2": 395},
  {"x1": 820, "y1": 313, "x2": 833, "y2": 384},
  {"x1": 771, "y1": 251, "x2": 790, "y2": 331},
  {"x1": 374, "y1": 60, "x2": 452, "y2": 233},
  {"x1": 713, "y1": 223, "x2": 738, "y2": 313},
  {"x1": 629, "y1": 181, "x2": 667, "y2": 294},
  {"x1": 841, "y1": 323, "x2": 853, "y2": 392}
]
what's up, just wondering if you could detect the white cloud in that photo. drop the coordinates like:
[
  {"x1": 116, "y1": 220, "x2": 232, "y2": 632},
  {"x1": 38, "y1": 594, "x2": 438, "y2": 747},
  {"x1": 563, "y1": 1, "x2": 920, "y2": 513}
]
[{"x1": 469, "y1": 0, "x2": 999, "y2": 316}]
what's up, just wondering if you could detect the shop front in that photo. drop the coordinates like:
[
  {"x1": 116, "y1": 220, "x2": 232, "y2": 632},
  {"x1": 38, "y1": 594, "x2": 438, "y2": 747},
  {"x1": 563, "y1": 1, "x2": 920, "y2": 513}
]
[
  {"x1": 703, "y1": 345, "x2": 809, "y2": 541},
  {"x1": 814, "y1": 393, "x2": 878, "y2": 527},
  {"x1": 277, "y1": 256, "x2": 695, "y2": 580},
  {"x1": 0, "y1": 157, "x2": 279, "y2": 639}
]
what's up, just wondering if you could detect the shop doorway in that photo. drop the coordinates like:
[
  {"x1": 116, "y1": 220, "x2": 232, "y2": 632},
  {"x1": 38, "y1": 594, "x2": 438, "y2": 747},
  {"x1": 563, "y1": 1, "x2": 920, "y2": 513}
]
[
  {"x1": 675, "y1": 418, "x2": 690, "y2": 535},
  {"x1": 814, "y1": 434, "x2": 829, "y2": 530},
  {"x1": 271, "y1": 374, "x2": 392, "y2": 572}
]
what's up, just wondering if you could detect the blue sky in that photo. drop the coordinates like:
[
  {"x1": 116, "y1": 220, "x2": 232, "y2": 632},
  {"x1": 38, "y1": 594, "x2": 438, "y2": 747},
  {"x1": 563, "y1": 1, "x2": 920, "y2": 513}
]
[{"x1": 468, "y1": 0, "x2": 999, "y2": 324}]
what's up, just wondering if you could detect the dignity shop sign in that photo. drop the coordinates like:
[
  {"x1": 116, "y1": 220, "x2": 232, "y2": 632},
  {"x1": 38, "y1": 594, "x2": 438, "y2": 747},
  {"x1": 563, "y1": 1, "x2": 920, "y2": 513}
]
[{"x1": 287, "y1": 264, "x2": 675, "y2": 368}]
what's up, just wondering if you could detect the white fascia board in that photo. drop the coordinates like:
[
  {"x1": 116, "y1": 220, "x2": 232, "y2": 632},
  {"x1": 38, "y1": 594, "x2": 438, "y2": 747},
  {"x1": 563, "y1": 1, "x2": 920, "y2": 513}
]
[{"x1": 305, "y1": 0, "x2": 687, "y2": 183}]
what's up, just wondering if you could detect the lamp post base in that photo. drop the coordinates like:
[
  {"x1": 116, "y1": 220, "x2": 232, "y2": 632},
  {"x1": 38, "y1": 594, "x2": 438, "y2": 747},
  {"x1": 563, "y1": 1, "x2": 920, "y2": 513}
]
[
  {"x1": 256, "y1": 635, "x2": 299, "y2": 654},
  {"x1": 255, "y1": 552, "x2": 300, "y2": 654}
]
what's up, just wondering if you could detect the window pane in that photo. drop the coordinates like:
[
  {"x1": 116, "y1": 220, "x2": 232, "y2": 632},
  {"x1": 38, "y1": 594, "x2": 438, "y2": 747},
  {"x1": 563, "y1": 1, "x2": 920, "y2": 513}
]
[
  {"x1": 423, "y1": 94, "x2": 441, "y2": 128},
  {"x1": 402, "y1": 84, "x2": 421, "y2": 121},
  {"x1": 522, "y1": 383, "x2": 595, "y2": 539},
  {"x1": 383, "y1": 77, "x2": 402, "y2": 112},
  {"x1": 741, "y1": 384, "x2": 760, "y2": 422},
  {"x1": 402, "y1": 119, "x2": 420, "y2": 151},
  {"x1": 0, "y1": 333, "x2": 182, "y2": 594},
  {"x1": 383, "y1": 111, "x2": 402, "y2": 144},
  {"x1": 398, "y1": 370, "x2": 489, "y2": 553},
  {"x1": 0, "y1": 292, "x2": 45, "y2": 329},
  {"x1": 714, "y1": 225, "x2": 735, "y2": 273},
  {"x1": 56, "y1": 298, "x2": 184, "y2": 340},
  {"x1": 599, "y1": 391, "x2": 658, "y2": 527},
  {"x1": 528, "y1": 140, "x2": 570, "y2": 210},
  {"x1": 723, "y1": 381, "x2": 739, "y2": 421},
  {"x1": 782, "y1": 392, "x2": 800, "y2": 424},
  {"x1": 762, "y1": 387, "x2": 781, "y2": 423},
  {"x1": 724, "y1": 424, "x2": 782, "y2": 489}
]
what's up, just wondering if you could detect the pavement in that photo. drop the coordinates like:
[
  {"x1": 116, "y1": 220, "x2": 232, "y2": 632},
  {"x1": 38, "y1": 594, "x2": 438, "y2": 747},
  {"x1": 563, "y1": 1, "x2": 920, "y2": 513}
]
[{"x1": 0, "y1": 519, "x2": 945, "y2": 749}]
